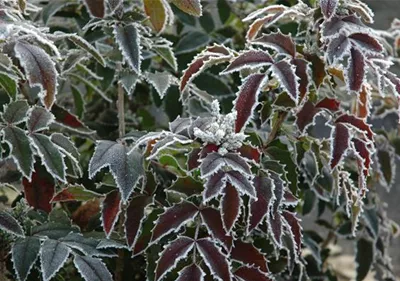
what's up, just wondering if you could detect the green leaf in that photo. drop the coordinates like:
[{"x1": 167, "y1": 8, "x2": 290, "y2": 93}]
[
  {"x1": 73, "y1": 255, "x2": 113, "y2": 281},
  {"x1": 2, "y1": 100, "x2": 29, "y2": 124},
  {"x1": 32, "y1": 222, "x2": 79, "y2": 239},
  {"x1": 68, "y1": 73, "x2": 112, "y2": 103},
  {"x1": 0, "y1": 211, "x2": 24, "y2": 237},
  {"x1": 0, "y1": 72, "x2": 18, "y2": 99},
  {"x1": 193, "y1": 73, "x2": 232, "y2": 96},
  {"x1": 217, "y1": 0, "x2": 231, "y2": 23},
  {"x1": 146, "y1": 71, "x2": 173, "y2": 99},
  {"x1": 30, "y1": 133, "x2": 66, "y2": 182},
  {"x1": 71, "y1": 85, "x2": 84, "y2": 118},
  {"x1": 200, "y1": 11, "x2": 215, "y2": 33},
  {"x1": 50, "y1": 133, "x2": 80, "y2": 161},
  {"x1": 114, "y1": 23, "x2": 141, "y2": 74},
  {"x1": 51, "y1": 184, "x2": 102, "y2": 202},
  {"x1": 355, "y1": 238, "x2": 374, "y2": 281},
  {"x1": 120, "y1": 72, "x2": 139, "y2": 94},
  {"x1": 171, "y1": 0, "x2": 202, "y2": 17},
  {"x1": 154, "y1": 46, "x2": 178, "y2": 71},
  {"x1": 27, "y1": 106, "x2": 54, "y2": 133},
  {"x1": 40, "y1": 239, "x2": 71, "y2": 281},
  {"x1": 175, "y1": 31, "x2": 210, "y2": 54},
  {"x1": 12, "y1": 237, "x2": 41, "y2": 281},
  {"x1": 3, "y1": 126, "x2": 34, "y2": 179},
  {"x1": 42, "y1": 0, "x2": 74, "y2": 24},
  {"x1": 60, "y1": 233, "x2": 115, "y2": 257},
  {"x1": 144, "y1": 0, "x2": 168, "y2": 33}
]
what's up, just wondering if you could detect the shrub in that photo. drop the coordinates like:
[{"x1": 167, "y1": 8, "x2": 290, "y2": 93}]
[{"x1": 0, "y1": 0, "x2": 399, "y2": 280}]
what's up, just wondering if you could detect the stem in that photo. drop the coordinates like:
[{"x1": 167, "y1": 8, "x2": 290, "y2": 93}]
[{"x1": 264, "y1": 111, "x2": 287, "y2": 149}]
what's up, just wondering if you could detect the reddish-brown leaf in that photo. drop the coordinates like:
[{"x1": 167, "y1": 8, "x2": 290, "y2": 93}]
[
  {"x1": 176, "y1": 264, "x2": 205, "y2": 281},
  {"x1": 231, "y1": 240, "x2": 268, "y2": 272},
  {"x1": 349, "y1": 33, "x2": 383, "y2": 53},
  {"x1": 282, "y1": 211, "x2": 302, "y2": 256},
  {"x1": 237, "y1": 144, "x2": 261, "y2": 163},
  {"x1": 204, "y1": 170, "x2": 227, "y2": 201},
  {"x1": 234, "y1": 73, "x2": 267, "y2": 132},
  {"x1": 330, "y1": 123, "x2": 351, "y2": 169},
  {"x1": 83, "y1": 0, "x2": 105, "y2": 18},
  {"x1": 316, "y1": 97, "x2": 341, "y2": 111},
  {"x1": 356, "y1": 86, "x2": 369, "y2": 118},
  {"x1": 221, "y1": 183, "x2": 241, "y2": 233},
  {"x1": 295, "y1": 101, "x2": 319, "y2": 132},
  {"x1": 126, "y1": 194, "x2": 153, "y2": 246},
  {"x1": 171, "y1": 0, "x2": 202, "y2": 17},
  {"x1": 347, "y1": 47, "x2": 365, "y2": 92},
  {"x1": 320, "y1": 0, "x2": 338, "y2": 19},
  {"x1": 292, "y1": 58, "x2": 310, "y2": 100},
  {"x1": 222, "y1": 50, "x2": 273, "y2": 74},
  {"x1": 252, "y1": 32, "x2": 296, "y2": 57},
  {"x1": 51, "y1": 104, "x2": 94, "y2": 134},
  {"x1": 180, "y1": 55, "x2": 211, "y2": 92},
  {"x1": 196, "y1": 238, "x2": 231, "y2": 281},
  {"x1": 335, "y1": 113, "x2": 373, "y2": 140},
  {"x1": 187, "y1": 148, "x2": 201, "y2": 171},
  {"x1": 234, "y1": 266, "x2": 272, "y2": 281},
  {"x1": 352, "y1": 138, "x2": 371, "y2": 177},
  {"x1": 269, "y1": 212, "x2": 283, "y2": 247},
  {"x1": 271, "y1": 60, "x2": 299, "y2": 103},
  {"x1": 102, "y1": 190, "x2": 121, "y2": 237},
  {"x1": 326, "y1": 34, "x2": 351, "y2": 64},
  {"x1": 246, "y1": 13, "x2": 283, "y2": 40},
  {"x1": 200, "y1": 207, "x2": 233, "y2": 250},
  {"x1": 152, "y1": 201, "x2": 199, "y2": 242}
]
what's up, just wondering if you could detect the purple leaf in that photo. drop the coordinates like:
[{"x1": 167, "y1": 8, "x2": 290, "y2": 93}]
[
  {"x1": 101, "y1": 190, "x2": 121, "y2": 237},
  {"x1": 200, "y1": 207, "x2": 233, "y2": 250},
  {"x1": 268, "y1": 212, "x2": 283, "y2": 247},
  {"x1": 126, "y1": 194, "x2": 152, "y2": 247},
  {"x1": 335, "y1": 113, "x2": 373, "y2": 140},
  {"x1": 222, "y1": 50, "x2": 273, "y2": 74},
  {"x1": 204, "y1": 170, "x2": 227, "y2": 201},
  {"x1": 252, "y1": 32, "x2": 296, "y2": 57},
  {"x1": 320, "y1": 0, "x2": 338, "y2": 19},
  {"x1": 234, "y1": 73, "x2": 267, "y2": 132},
  {"x1": 83, "y1": 0, "x2": 105, "y2": 18},
  {"x1": 248, "y1": 175, "x2": 274, "y2": 233},
  {"x1": 295, "y1": 101, "x2": 319, "y2": 132},
  {"x1": 152, "y1": 201, "x2": 198, "y2": 242},
  {"x1": 176, "y1": 264, "x2": 205, "y2": 281},
  {"x1": 322, "y1": 15, "x2": 364, "y2": 38},
  {"x1": 196, "y1": 238, "x2": 232, "y2": 281},
  {"x1": 282, "y1": 211, "x2": 302, "y2": 257},
  {"x1": 187, "y1": 148, "x2": 201, "y2": 171},
  {"x1": 221, "y1": 183, "x2": 241, "y2": 233},
  {"x1": 330, "y1": 123, "x2": 351, "y2": 170},
  {"x1": 226, "y1": 170, "x2": 256, "y2": 198},
  {"x1": 346, "y1": 47, "x2": 365, "y2": 92},
  {"x1": 200, "y1": 152, "x2": 251, "y2": 178},
  {"x1": 0, "y1": 211, "x2": 24, "y2": 237},
  {"x1": 349, "y1": 33, "x2": 383, "y2": 54},
  {"x1": 155, "y1": 237, "x2": 195, "y2": 281},
  {"x1": 326, "y1": 35, "x2": 351, "y2": 64},
  {"x1": 270, "y1": 60, "x2": 299, "y2": 103},
  {"x1": 231, "y1": 240, "x2": 268, "y2": 272},
  {"x1": 234, "y1": 266, "x2": 273, "y2": 281},
  {"x1": 291, "y1": 58, "x2": 310, "y2": 100}
]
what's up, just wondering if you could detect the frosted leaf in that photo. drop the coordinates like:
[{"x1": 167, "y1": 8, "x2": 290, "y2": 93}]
[
  {"x1": 50, "y1": 133, "x2": 80, "y2": 162},
  {"x1": 2, "y1": 100, "x2": 29, "y2": 125},
  {"x1": 204, "y1": 170, "x2": 227, "y2": 201},
  {"x1": 222, "y1": 50, "x2": 273, "y2": 74},
  {"x1": 14, "y1": 42, "x2": 57, "y2": 109},
  {"x1": 146, "y1": 71, "x2": 173, "y2": 99},
  {"x1": 61, "y1": 233, "x2": 115, "y2": 258},
  {"x1": 0, "y1": 211, "x2": 24, "y2": 237},
  {"x1": 246, "y1": 13, "x2": 283, "y2": 41},
  {"x1": 330, "y1": 123, "x2": 351, "y2": 170},
  {"x1": 335, "y1": 113, "x2": 373, "y2": 140},
  {"x1": 89, "y1": 141, "x2": 145, "y2": 202},
  {"x1": 200, "y1": 207, "x2": 233, "y2": 250},
  {"x1": 169, "y1": 117, "x2": 192, "y2": 137},
  {"x1": 320, "y1": 0, "x2": 338, "y2": 19},
  {"x1": 348, "y1": 33, "x2": 383, "y2": 54},
  {"x1": 322, "y1": 15, "x2": 364, "y2": 38},
  {"x1": 51, "y1": 185, "x2": 101, "y2": 203},
  {"x1": 73, "y1": 255, "x2": 113, "y2": 281},
  {"x1": 170, "y1": 0, "x2": 202, "y2": 17},
  {"x1": 82, "y1": 0, "x2": 105, "y2": 18},
  {"x1": 40, "y1": 239, "x2": 70, "y2": 281},
  {"x1": 226, "y1": 170, "x2": 256, "y2": 198},
  {"x1": 252, "y1": 32, "x2": 296, "y2": 57},
  {"x1": 282, "y1": 211, "x2": 302, "y2": 258},
  {"x1": 120, "y1": 72, "x2": 138, "y2": 94},
  {"x1": 27, "y1": 106, "x2": 54, "y2": 133},
  {"x1": 114, "y1": 23, "x2": 141, "y2": 74},
  {"x1": 144, "y1": 0, "x2": 168, "y2": 33},
  {"x1": 268, "y1": 212, "x2": 283, "y2": 247},
  {"x1": 176, "y1": 264, "x2": 205, "y2": 281},
  {"x1": 148, "y1": 134, "x2": 192, "y2": 159},
  {"x1": 12, "y1": 237, "x2": 41, "y2": 281},
  {"x1": 221, "y1": 183, "x2": 241, "y2": 233},
  {"x1": 234, "y1": 266, "x2": 273, "y2": 281},
  {"x1": 345, "y1": 47, "x2": 365, "y2": 92},
  {"x1": 231, "y1": 240, "x2": 269, "y2": 273},
  {"x1": 243, "y1": 4, "x2": 287, "y2": 22},
  {"x1": 125, "y1": 194, "x2": 152, "y2": 247},
  {"x1": 270, "y1": 60, "x2": 299, "y2": 103},
  {"x1": 326, "y1": 34, "x2": 351, "y2": 64},
  {"x1": 101, "y1": 190, "x2": 121, "y2": 237},
  {"x1": 200, "y1": 152, "x2": 251, "y2": 178},
  {"x1": 291, "y1": 58, "x2": 311, "y2": 99}
]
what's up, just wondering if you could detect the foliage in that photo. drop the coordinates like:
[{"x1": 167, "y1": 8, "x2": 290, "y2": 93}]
[{"x1": 0, "y1": 0, "x2": 399, "y2": 280}]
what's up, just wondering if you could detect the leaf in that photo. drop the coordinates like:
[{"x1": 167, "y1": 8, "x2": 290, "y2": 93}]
[
  {"x1": 154, "y1": 46, "x2": 178, "y2": 71},
  {"x1": 248, "y1": 175, "x2": 275, "y2": 233},
  {"x1": 125, "y1": 194, "x2": 152, "y2": 247},
  {"x1": 23, "y1": 164, "x2": 55, "y2": 213},
  {"x1": 222, "y1": 50, "x2": 273, "y2": 74},
  {"x1": 200, "y1": 207, "x2": 232, "y2": 250},
  {"x1": 204, "y1": 170, "x2": 227, "y2": 201},
  {"x1": 40, "y1": 239, "x2": 70, "y2": 281},
  {"x1": 316, "y1": 97, "x2": 340, "y2": 111},
  {"x1": 171, "y1": 0, "x2": 202, "y2": 17},
  {"x1": 234, "y1": 266, "x2": 272, "y2": 281},
  {"x1": 3, "y1": 126, "x2": 34, "y2": 179},
  {"x1": 14, "y1": 42, "x2": 57, "y2": 109},
  {"x1": 152, "y1": 201, "x2": 198, "y2": 242},
  {"x1": 61, "y1": 233, "x2": 115, "y2": 257},
  {"x1": 238, "y1": 144, "x2": 261, "y2": 163},
  {"x1": 217, "y1": 0, "x2": 231, "y2": 23},
  {"x1": 144, "y1": 0, "x2": 168, "y2": 33},
  {"x1": 252, "y1": 32, "x2": 296, "y2": 57},
  {"x1": 200, "y1": 152, "x2": 252, "y2": 178},
  {"x1": 295, "y1": 101, "x2": 319, "y2": 132},
  {"x1": 175, "y1": 31, "x2": 210, "y2": 54},
  {"x1": 226, "y1": 171, "x2": 256, "y2": 198},
  {"x1": 51, "y1": 104, "x2": 95, "y2": 135},
  {"x1": 31, "y1": 222, "x2": 79, "y2": 240},
  {"x1": 346, "y1": 47, "x2": 365, "y2": 92},
  {"x1": 73, "y1": 255, "x2": 113, "y2": 281},
  {"x1": 89, "y1": 141, "x2": 145, "y2": 202},
  {"x1": 146, "y1": 71, "x2": 173, "y2": 99},
  {"x1": 196, "y1": 238, "x2": 231, "y2": 281},
  {"x1": 31, "y1": 133, "x2": 66, "y2": 182},
  {"x1": 101, "y1": 190, "x2": 121, "y2": 237},
  {"x1": 50, "y1": 133, "x2": 80, "y2": 161},
  {"x1": 355, "y1": 238, "x2": 374, "y2": 281},
  {"x1": 2, "y1": 100, "x2": 29, "y2": 125},
  {"x1": 234, "y1": 73, "x2": 267, "y2": 132},
  {"x1": 231, "y1": 241, "x2": 268, "y2": 272},
  {"x1": 12, "y1": 237, "x2": 41, "y2": 281},
  {"x1": 83, "y1": 0, "x2": 105, "y2": 18},
  {"x1": 114, "y1": 24, "x2": 141, "y2": 74},
  {"x1": 282, "y1": 211, "x2": 302, "y2": 257},
  {"x1": 320, "y1": 0, "x2": 338, "y2": 19},
  {"x1": 52, "y1": 185, "x2": 101, "y2": 202},
  {"x1": 180, "y1": 54, "x2": 210, "y2": 92},
  {"x1": 268, "y1": 212, "x2": 283, "y2": 247},
  {"x1": 0, "y1": 211, "x2": 24, "y2": 237},
  {"x1": 27, "y1": 106, "x2": 54, "y2": 133},
  {"x1": 335, "y1": 114, "x2": 373, "y2": 140},
  {"x1": 42, "y1": 0, "x2": 74, "y2": 24},
  {"x1": 377, "y1": 147, "x2": 395, "y2": 189},
  {"x1": 176, "y1": 264, "x2": 205, "y2": 281},
  {"x1": 322, "y1": 15, "x2": 364, "y2": 38},
  {"x1": 155, "y1": 237, "x2": 195, "y2": 281},
  {"x1": 270, "y1": 60, "x2": 299, "y2": 103},
  {"x1": 352, "y1": 138, "x2": 371, "y2": 177},
  {"x1": 326, "y1": 34, "x2": 351, "y2": 64},
  {"x1": 330, "y1": 123, "x2": 351, "y2": 170},
  {"x1": 64, "y1": 34, "x2": 106, "y2": 67},
  {"x1": 349, "y1": 33, "x2": 383, "y2": 54},
  {"x1": 221, "y1": 183, "x2": 241, "y2": 233},
  {"x1": 291, "y1": 58, "x2": 310, "y2": 100}
]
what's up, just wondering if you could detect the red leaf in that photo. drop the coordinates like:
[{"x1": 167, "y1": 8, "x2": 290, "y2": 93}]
[
  {"x1": 252, "y1": 32, "x2": 296, "y2": 57},
  {"x1": 101, "y1": 190, "x2": 121, "y2": 237},
  {"x1": 352, "y1": 138, "x2": 371, "y2": 177},
  {"x1": 222, "y1": 50, "x2": 273, "y2": 74},
  {"x1": 283, "y1": 190, "x2": 298, "y2": 205},
  {"x1": 196, "y1": 238, "x2": 231, "y2": 281},
  {"x1": 316, "y1": 97, "x2": 341, "y2": 111},
  {"x1": 246, "y1": 13, "x2": 283, "y2": 40},
  {"x1": 347, "y1": 47, "x2": 365, "y2": 92},
  {"x1": 200, "y1": 207, "x2": 233, "y2": 250},
  {"x1": 231, "y1": 240, "x2": 268, "y2": 272},
  {"x1": 155, "y1": 237, "x2": 195, "y2": 281},
  {"x1": 335, "y1": 113, "x2": 373, "y2": 140},
  {"x1": 51, "y1": 104, "x2": 94, "y2": 134},
  {"x1": 234, "y1": 266, "x2": 272, "y2": 281},
  {"x1": 221, "y1": 183, "x2": 241, "y2": 233},
  {"x1": 330, "y1": 123, "x2": 351, "y2": 169},
  {"x1": 180, "y1": 54, "x2": 214, "y2": 92},
  {"x1": 268, "y1": 212, "x2": 283, "y2": 247},
  {"x1": 320, "y1": 0, "x2": 338, "y2": 19},
  {"x1": 248, "y1": 175, "x2": 274, "y2": 233},
  {"x1": 206, "y1": 44, "x2": 231, "y2": 56},
  {"x1": 234, "y1": 73, "x2": 267, "y2": 132},
  {"x1": 282, "y1": 211, "x2": 302, "y2": 257},
  {"x1": 295, "y1": 101, "x2": 319, "y2": 132},
  {"x1": 322, "y1": 15, "x2": 364, "y2": 38},
  {"x1": 200, "y1": 144, "x2": 219, "y2": 158},
  {"x1": 292, "y1": 58, "x2": 310, "y2": 100},
  {"x1": 176, "y1": 264, "x2": 205, "y2": 281},
  {"x1": 187, "y1": 148, "x2": 201, "y2": 171},
  {"x1": 326, "y1": 34, "x2": 351, "y2": 64},
  {"x1": 22, "y1": 164, "x2": 55, "y2": 213},
  {"x1": 152, "y1": 201, "x2": 199, "y2": 242},
  {"x1": 226, "y1": 171, "x2": 256, "y2": 198},
  {"x1": 204, "y1": 171, "x2": 227, "y2": 201},
  {"x1": 83, "y1": 0, "x2": 105, "y2": 18},
  {"x1": 126, "y1": 194, "x2": 152, "y2": 247},
  {"x1": 349, "y1": 33, "x2": 383, "y2": 53},
  {"x1": 356, "y1": 86, "x2": 369, "y2": 118},
  {"x1": 237, "y1": 144, "x2": 261, "y2": 163},
  {"x1": 271, "y1": 60, "x2": 299, "y2": 103}
]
